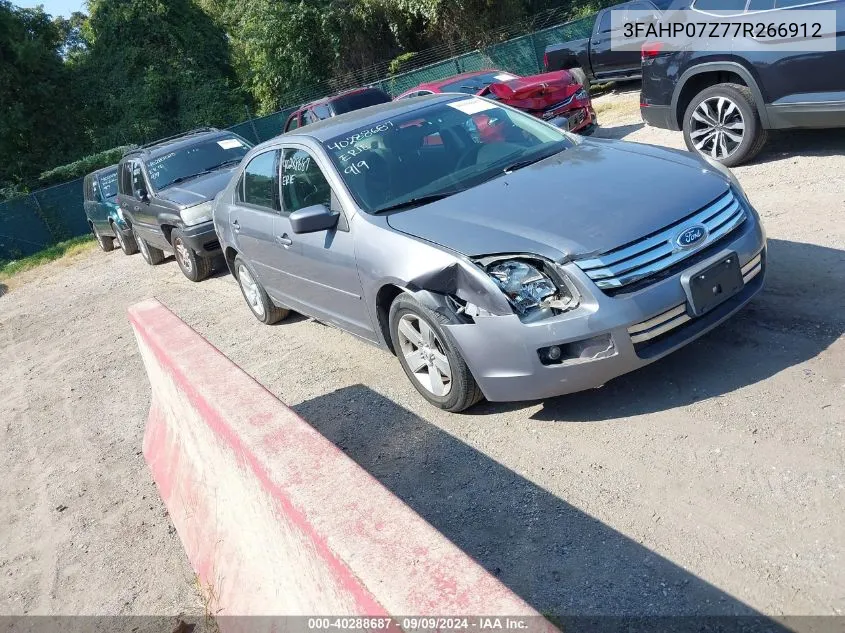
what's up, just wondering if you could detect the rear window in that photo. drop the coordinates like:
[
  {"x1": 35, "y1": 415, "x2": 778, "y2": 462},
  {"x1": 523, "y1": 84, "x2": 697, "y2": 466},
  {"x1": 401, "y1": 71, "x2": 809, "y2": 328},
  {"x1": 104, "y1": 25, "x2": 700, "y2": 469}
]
[
  {"x1": 330, "y1": 89, "x2": 392, "y2": 115},
  {"x1": 99, "y1": 170, "x2": 119, "y2": 199}
]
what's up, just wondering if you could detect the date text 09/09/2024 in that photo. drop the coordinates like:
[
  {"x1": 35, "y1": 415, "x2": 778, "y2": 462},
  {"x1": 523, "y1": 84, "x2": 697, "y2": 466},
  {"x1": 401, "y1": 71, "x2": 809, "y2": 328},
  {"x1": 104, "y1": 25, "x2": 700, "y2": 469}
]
[{"x1": 307, "y1": 617, "x2": 543, "y2": 631}]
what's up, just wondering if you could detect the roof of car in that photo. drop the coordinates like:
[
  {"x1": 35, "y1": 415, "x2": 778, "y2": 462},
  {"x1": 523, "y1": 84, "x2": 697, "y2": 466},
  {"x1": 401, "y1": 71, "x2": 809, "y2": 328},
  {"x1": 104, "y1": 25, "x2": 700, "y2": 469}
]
[
  {"x1": 262, "y1": 94, "x2": 462, "y2": 147},
  {"x1": 296, "y1": 86, "x2": 389, "y2": 111},
  {"x1": 122, "y1": 128, "x2": 242, "y2": 161},
  {"x1": 415, "y1": 69, "x2": 506, "y2": 91}
]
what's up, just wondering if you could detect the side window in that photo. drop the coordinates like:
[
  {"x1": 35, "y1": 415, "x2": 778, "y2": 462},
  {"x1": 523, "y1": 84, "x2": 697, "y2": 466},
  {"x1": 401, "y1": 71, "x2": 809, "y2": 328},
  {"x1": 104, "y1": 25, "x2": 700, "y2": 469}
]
[
  {"x1": 311, "y1": 104, "x2": 332, "y2": 120},
  {"x1": 91, "y1": 178, "x2": 101, "y2": 202},
  {"x1": 598, "y1": 10, "x2": 612, "y2": 32},
  {"x1": 286, "y1": 115, "x2": 300, "y2": 131},
  {"x1": 281, "y1": 148, "x2": 332, "y2": 214},
  {"x1": 774, "y1": 0, "x2": 812, "y2": 7},
  {"x1": 747, "y1": 0, "x2": 774, "y2": 8},
  {"x1": 131, "y1": 162, "x2": 147, "y2": 199},
  {"x1": 302, "y1": 109, "x2": 319, "y2": 125},
  {"x1": 692, "y1": 0, "x2": 746, "y2": 11},
  {"x1": 239, "y1": 150, "x2": 280, "y2": 211}
]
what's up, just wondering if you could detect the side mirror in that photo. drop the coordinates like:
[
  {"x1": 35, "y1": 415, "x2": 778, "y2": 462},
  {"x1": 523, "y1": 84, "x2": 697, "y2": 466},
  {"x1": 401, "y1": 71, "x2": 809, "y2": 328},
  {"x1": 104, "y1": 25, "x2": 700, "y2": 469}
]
[
  {"x1": 289, "y1": 204, "x2": 339, "y2": 234},
  {"x1": 135, "y1": 188, "x2": 148, "y2": 202}
]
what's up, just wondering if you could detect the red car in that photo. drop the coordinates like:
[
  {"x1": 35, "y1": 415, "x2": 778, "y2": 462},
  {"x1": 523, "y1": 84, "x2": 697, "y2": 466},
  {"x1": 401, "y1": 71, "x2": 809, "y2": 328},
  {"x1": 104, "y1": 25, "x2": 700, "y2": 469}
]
[
  {"x1": 395, "y1": 69, "x2": 596, "y2": 134},
  {"x1": 283, "y1": 87, "x2": 392, "y2": 133}
]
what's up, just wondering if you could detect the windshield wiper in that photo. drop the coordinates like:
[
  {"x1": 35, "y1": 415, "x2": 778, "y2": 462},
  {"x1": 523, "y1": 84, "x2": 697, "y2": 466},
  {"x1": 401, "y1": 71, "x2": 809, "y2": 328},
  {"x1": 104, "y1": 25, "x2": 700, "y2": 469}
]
[
  {"x1": 373, "y1": 191, "x2": 460, "y2": 214},
  {"x1": 502, "y1": 143, "x2": 571, "y2": 174},
  {"x1": 162, "y1": 160, "x2": 243, "y2": 188}
]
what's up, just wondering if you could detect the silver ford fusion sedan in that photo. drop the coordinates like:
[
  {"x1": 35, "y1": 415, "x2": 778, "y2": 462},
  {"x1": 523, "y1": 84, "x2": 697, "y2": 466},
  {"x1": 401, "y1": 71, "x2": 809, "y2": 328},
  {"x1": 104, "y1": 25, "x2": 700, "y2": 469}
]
[{"x1": 213, "y1": 94, "x2": 766, "y2": 412}]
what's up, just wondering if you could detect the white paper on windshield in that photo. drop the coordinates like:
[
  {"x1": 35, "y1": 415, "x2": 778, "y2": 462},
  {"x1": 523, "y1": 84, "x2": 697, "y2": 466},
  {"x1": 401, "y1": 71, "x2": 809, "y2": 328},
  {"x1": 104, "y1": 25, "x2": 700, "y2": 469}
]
[
  {"x1": 494, "y1": 73, "x2": 518, "y2": 81},
  {"x1": 218, "y1": 139, "x2": 244, "y2": 150},
  {"x1": 447, "y1": 98, "x2": 496, "y2": 115}
]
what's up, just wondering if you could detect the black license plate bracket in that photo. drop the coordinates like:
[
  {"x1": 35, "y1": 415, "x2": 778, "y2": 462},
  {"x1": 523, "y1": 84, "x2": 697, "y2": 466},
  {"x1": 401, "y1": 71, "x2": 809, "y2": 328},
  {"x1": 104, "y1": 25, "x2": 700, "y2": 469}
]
[{"x1": 681, "y1": 251, "x2": 744, "y2": 317}]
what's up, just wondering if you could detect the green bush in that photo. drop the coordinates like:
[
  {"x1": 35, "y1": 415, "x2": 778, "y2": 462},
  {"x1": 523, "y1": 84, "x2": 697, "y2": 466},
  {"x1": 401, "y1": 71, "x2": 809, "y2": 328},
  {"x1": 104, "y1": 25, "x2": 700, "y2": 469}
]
[{"x1": 38, "y1": 145, "x2": 136, "y2": 188}]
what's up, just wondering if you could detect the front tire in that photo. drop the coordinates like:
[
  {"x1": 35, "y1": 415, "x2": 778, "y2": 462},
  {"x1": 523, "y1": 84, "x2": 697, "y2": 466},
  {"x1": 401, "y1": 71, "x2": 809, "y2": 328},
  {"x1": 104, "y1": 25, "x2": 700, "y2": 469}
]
[
  {"x1": 134, "y1": 228, "x2": 165, "y2": 265},
  {"x1": 172, "y1": 229, "x2": 212, "y2": 282},
  {"x1": 112, "y1": 222, "x2": 138, "y2": 255},
  {"x1": 234, "y1": 255, "x2": 289, "y2": 324},
  {"x1": 389, "y1": 293, "x2": 483, "y2": 412},
  {"x1": 92, "y1": 224, "x2": 114, "y2": 252},
  {"x1": 682, "y1": 83, "x2": 767, "y2": 167}
]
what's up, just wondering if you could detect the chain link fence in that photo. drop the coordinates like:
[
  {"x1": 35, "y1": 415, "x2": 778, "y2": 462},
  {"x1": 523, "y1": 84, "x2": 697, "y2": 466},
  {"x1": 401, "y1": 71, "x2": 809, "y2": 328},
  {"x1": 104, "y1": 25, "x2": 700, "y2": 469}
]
[{"x1": 0, "y1": 12, "x2": 595, "y2": 261}]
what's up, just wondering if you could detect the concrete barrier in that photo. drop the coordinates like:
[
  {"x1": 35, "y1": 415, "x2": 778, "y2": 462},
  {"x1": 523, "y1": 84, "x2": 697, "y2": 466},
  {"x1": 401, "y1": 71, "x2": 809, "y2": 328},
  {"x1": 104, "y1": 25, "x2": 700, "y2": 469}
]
[{"x1": 129, "y1": 299, "x2": 556, "y2": 626}]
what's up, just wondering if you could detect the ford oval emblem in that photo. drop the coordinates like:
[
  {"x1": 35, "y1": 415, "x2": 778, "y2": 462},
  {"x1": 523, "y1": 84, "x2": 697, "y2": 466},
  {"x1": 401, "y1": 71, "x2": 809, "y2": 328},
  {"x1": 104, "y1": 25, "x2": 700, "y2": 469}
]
[{"x1": 676, "y1": 224, "x2": 708, "y2": 250}]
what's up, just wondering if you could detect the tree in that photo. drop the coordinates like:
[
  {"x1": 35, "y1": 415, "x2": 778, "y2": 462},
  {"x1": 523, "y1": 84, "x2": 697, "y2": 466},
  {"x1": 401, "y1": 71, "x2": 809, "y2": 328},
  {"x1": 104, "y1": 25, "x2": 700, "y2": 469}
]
[
  {"x1": 76, "y1": 0, "x2": 246, "y2": 148},
  {"x1": 0, "y1": 1, "x2": 83, "y2": 189}
]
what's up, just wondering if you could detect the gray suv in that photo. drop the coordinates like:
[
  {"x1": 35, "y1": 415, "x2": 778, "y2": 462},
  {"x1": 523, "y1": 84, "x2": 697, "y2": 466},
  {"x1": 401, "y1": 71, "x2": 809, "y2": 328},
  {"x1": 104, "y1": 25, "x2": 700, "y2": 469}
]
[
  {"x1": 117, "y1": 128, "x2": 252, "y2": 281},
  {"x1": 213, "y1": 95, "x2": 766, "y2": 412}
]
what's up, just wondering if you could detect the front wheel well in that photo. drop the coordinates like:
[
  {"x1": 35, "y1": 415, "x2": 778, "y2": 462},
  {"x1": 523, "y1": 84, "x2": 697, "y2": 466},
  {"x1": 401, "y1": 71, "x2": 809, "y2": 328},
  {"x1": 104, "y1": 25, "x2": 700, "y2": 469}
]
[
  {"x1": 224, "y1": 247, "x2": 239, "y2": 276},
  {"x1": 375, "y1": 284, "x2": 405, "y2": 354},
  {"x1": 675, "y1": 71, "x2": 748, "y2": 127},
  {"x1": 160, "y1": 224, "x2": 177, "y2": 245}
]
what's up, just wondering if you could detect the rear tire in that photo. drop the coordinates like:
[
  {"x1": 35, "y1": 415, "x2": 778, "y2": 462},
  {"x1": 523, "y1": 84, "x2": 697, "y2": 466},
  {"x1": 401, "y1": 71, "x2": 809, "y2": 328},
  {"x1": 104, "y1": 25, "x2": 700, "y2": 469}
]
[
  {"x1": 172, "y1": 229, "x2": 212, "y2": 282},
  {"x1": 389, "y1": 292, "x2": 484, "y2": 412},
  {"x1": 568, "y1": 67, "x2": 590, "y2": 97},
  {"x1": 112, "y1": 222, "x2": 138, "y2": 255},
  {"x1": 92, "y1": 224, "x2": 114, "y2": 252},
  {"x1": 234, "y1": 255, "x2": 289, "y2": 324},
  {"x1": 682, "y1": 83, "x2": 767, "y2": 167},
  {"x1": 134, "y1": 228, "x2": 165, "y2": 265}
]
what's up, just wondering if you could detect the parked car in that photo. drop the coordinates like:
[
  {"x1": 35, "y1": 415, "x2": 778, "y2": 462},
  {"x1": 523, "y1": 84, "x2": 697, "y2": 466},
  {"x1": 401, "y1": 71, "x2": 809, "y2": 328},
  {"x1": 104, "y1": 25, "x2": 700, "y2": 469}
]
[
  {"x1": 213, "y1": 95, "x2": 766, "y2": 412},
  {"x1": 116, "y1": 128, "x2": 252, "y2": 281},
  {"x1": 396, "y1": 69, "x2": 596, "y2": 134},
  {"x1": 84, "y1": 165, "x2": 138, "y2": 255},
  {"x1": 283, "y1": 87, "x2": 392, "y2": 133},
  {"x1": 640, "y1": 0, "x2": 845, "y2": 166},
  {"x1": 544, "y1": 0, "x2": 665, "y2": 86}
]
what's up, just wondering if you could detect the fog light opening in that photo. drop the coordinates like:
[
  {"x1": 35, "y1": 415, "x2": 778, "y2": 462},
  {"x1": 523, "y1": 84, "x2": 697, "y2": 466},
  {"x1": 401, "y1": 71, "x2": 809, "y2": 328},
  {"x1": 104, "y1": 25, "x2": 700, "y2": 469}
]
[{"x1": 538, "y1": 334, "x2": 615, "y2": 366}]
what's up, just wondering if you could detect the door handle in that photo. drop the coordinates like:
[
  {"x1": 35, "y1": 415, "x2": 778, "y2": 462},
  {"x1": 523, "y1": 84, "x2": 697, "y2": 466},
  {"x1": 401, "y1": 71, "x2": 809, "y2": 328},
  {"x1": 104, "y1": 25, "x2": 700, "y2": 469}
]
[
  {"x1": 275, "y1": 234, "x2": 293, "y2": 247},
  {"x1": 231, "y1": 219, "x2": 240, "y2": 232}
]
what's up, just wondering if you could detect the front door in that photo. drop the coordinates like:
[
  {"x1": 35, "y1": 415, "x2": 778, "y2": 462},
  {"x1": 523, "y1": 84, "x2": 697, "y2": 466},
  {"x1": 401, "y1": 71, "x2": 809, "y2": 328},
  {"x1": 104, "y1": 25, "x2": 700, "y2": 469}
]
[
  {"x1": 276, "y1": 145, "x2": 375, "y2": 340},
  {"x1": 229, "y1": 149, "x2": 299, "y2": 303}
]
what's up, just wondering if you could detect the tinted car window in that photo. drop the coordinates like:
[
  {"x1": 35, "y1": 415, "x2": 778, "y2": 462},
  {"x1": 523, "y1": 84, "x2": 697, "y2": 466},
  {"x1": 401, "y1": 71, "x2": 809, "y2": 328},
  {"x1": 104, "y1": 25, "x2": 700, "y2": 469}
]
[
  {"x1": 330, "y1": 89, "x2": 392, "y2": 114},
  {"x1": 146, "y1": 136, "x2": 250, "y2": 190},
  {"x1": 281, "y1": 149, "x2": 332, "y2": 214},
  {"x1": 437, "y1": 72, "x2": 519, "y2": 94},
  {"x1": 119, "y1": 162, "x2": 133, "y2": 195},
  {"x1": 91, "y1": 178, "x2": 101, "y2": 201},
  {"x1": 131, "y1": 162, "x2": 146, "y2": 198},
  {"x1": 240, "y1": 150, "x2": 279, "y2": 210},
  {"x1": 286, "y1": 115, "x2": 300, "y2": 131},
  {"x1": 99, "y1": 170, "x2": 119, "y2": 199},
  {"x1": 598, "y1": 10, "x2": 612, "y2": 31},
  {"x1": 323, "y1": 97, "x2": 574, "y2": 214}
]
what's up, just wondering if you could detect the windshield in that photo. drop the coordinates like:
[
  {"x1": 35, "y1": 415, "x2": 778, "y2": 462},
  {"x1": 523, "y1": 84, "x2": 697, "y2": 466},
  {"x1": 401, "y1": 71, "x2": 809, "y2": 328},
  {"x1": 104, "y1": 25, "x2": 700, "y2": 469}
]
[
  {"x1": 437, "y1": 71, "x2": 519, "y2": 94},
  {"x1": 99, "y1": 169, "x2": 118, "y2": 199},
  {"x1": 332, "y1": 89, "x2": 392, "y2": 115},
  {"x1": 148, "y1": 136, "x2": 251, "y2": 190},
  {"x1": 323, "y1": 97, "x2": 575, "y2": 214}
]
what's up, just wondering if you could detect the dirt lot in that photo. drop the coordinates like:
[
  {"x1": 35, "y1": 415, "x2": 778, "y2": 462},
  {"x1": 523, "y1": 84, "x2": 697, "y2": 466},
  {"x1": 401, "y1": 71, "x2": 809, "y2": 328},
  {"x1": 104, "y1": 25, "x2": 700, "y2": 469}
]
[{"x1": 1, "y1": 88, "x2": 843, "y2": 618}]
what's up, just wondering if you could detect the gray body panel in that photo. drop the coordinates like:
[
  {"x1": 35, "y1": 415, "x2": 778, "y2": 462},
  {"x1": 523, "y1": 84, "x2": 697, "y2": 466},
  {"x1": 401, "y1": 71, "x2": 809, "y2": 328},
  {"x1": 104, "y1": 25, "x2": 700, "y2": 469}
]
[{"x1": 214, "y1": 94, "x2": 766, "y2": 402}]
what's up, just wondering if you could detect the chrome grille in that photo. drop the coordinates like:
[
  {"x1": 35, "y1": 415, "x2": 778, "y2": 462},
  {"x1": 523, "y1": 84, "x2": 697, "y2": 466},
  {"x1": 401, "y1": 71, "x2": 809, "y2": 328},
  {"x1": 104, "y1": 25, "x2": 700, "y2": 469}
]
[{"x1": 575, "y1": 190, "x2": 747, "y2": 291}]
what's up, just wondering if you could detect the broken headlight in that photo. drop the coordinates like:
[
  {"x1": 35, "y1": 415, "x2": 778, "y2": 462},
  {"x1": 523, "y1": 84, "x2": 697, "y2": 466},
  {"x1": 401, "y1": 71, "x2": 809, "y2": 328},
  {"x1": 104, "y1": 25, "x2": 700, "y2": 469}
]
[{"x1": 486, "y1": 259, "x2": 579, "y2": 319}]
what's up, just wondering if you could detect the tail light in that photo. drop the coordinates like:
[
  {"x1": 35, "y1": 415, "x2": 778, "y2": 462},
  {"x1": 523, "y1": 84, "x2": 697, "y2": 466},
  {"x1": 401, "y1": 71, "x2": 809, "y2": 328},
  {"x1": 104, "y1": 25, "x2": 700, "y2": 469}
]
[{"x1": 641, "y1": 42, "x2": 664, "y2": 60}]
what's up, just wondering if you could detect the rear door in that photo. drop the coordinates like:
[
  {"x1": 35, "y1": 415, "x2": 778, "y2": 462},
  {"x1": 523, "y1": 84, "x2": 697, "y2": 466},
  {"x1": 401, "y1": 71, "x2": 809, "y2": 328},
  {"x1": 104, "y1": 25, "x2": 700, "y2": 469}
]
[
  {"x1": 591, "y1": 2, "x2": 656, "y2": 78},
  {"x1": 275, "y1": 144, "x2": 375, "y2": 340},
  {"x1": 229, "y1": 149, "x2": 299, "y2": 302}
]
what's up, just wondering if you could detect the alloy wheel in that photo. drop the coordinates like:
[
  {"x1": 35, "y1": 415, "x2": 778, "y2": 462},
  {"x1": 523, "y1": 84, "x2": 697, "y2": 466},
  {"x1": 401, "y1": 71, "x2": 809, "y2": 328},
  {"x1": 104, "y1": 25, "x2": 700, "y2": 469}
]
[
  {"x1": 238, "y1": 264, "x2": 265, "y2": 319},
  {"x1": 174, "y1": 238, "x2": 193, "y2": 273},
  {"x1": 396, "y1": 313, "x2": 452, "y2": 397},
  {"x1": 689, "y1": 96, "x2": 745, "y2": 160}
]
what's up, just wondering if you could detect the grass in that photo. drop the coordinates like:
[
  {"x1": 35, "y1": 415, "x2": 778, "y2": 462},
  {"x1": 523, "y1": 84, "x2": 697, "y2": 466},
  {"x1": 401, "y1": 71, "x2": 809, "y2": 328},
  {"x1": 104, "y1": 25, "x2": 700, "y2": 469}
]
[{"x1": 0, "y1": 235, "x2": 97, "y2": 282}]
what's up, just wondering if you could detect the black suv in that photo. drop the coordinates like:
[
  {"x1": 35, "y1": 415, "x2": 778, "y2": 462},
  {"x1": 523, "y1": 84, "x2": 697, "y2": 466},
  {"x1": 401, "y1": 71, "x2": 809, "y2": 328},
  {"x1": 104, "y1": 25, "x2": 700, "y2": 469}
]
[
  {"x1": 117, "y1": 128, "x2": 252, "y2": 281},
  {"x1": 640, "y1": 0, "x2": 845, "y2": 165}
]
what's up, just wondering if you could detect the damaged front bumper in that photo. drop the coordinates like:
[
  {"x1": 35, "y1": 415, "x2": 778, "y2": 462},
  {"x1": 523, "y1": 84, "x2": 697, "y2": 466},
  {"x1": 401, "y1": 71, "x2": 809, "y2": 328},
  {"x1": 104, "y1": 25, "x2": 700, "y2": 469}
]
[{"x1": 443, "y1": 219, "x2": 766, "y2": 402}]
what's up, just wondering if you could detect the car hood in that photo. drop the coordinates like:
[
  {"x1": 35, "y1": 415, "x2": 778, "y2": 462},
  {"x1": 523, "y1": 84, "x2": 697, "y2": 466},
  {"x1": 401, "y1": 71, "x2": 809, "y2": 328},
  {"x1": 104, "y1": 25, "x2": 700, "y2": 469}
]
[
  {"x1": 487, "y1": 70, "x2": 578, "y2": 111},
  {"x1": 385, "y1": 139, "x2": 730, "y2": 261},
  {"x1": 156, "y1": 166, "x2": 238, "y2": 209}
]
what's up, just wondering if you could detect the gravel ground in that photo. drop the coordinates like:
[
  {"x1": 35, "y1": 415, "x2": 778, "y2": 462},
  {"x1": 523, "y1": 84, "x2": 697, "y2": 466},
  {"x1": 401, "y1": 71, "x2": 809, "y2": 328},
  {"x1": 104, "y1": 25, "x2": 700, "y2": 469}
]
[{"x1": 1, "y1": 88, "x2": 843, "y2": 618}]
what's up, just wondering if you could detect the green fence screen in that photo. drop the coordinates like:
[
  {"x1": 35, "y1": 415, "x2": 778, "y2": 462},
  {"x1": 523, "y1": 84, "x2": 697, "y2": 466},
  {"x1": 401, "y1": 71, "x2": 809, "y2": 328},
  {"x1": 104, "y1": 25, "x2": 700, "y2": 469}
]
[{"x1": 0, "y1": 13, "x2": 594, "y2": 261}]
